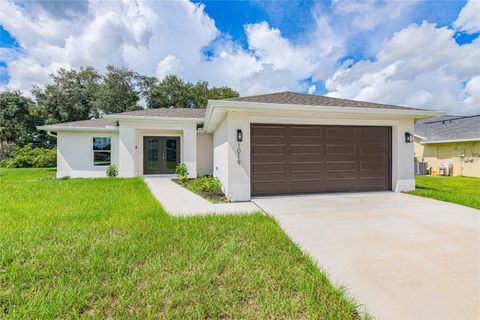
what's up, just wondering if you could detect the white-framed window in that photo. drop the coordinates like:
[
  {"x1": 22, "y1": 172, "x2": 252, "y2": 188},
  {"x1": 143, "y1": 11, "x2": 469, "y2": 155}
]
[{"x1": 93, "y1": 137, "x2": 111, "y2": 166}]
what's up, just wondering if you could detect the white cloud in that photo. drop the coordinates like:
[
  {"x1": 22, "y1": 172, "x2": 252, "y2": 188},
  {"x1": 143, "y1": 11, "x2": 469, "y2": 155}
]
[
  {"x1": 0, "y1": 0, "x2": 478, "y2": 115},
  {"x1": 308, "y1": 85, "x2": 316, "y2": 94},
  {"x1": 1, "y1": 0, "x2": 343, "y2": 96},
  {"x1": 454, "y1": 0, "x2": 480, "y2": 34},
  {"x1": 332, "y1": 0, "x2": 417, "y2": 31},
  {"x1": 464, "y1": 76, "x2": 480, "y2": 109},
  {"x1": 155, "y1": 55, "x2": 184, "y2": 80},
  {"x1": 325, "y1": 22, "x2": 480, "y2": 114}
]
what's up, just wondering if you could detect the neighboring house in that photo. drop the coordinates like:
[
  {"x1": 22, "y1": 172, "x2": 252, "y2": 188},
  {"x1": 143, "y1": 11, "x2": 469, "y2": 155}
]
[
  {"x1": 38, "y1": 91, "x2": 441, "y2": 201},
  {"x1": 414, "y1": 115, "x2": 480, "y2": 178}
]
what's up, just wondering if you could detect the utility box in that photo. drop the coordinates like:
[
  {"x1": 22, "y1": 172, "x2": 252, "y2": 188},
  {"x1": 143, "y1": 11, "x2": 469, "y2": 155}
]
[{"x1": 414, "y1": 162, "x2": 428, "y2": 175}]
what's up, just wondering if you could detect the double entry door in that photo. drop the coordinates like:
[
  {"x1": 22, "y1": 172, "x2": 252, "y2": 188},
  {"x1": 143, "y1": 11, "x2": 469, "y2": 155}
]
[{"x1": 143, "y1": 136, "x2": 180, "y2": 174}]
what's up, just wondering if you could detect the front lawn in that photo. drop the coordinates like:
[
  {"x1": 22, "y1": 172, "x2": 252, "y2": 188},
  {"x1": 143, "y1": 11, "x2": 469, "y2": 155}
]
[
  {"x1": 0, "y1": 168, "x2": 363, "y2": 319},
  {"x1": 408, "y1": 176, "x2": 480, "y2": 209}
]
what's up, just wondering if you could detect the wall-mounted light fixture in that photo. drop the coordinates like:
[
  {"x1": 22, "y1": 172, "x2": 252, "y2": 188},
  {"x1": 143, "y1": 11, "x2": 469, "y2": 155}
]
[
  {"x1": 405, "y1": 132, "x2": 414, "y2": 143},
  {"x1": 236, "y1": 129, "x2": 243, "y2": 165},
  {"x1": 237, "y1": 129, "x2": 243, "y2": 142}
]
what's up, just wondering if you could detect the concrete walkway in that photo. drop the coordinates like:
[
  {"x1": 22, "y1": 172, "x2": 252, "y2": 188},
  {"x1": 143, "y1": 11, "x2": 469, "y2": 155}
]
[
  {"x1": 144, "y1": 177, "x2": 260, "y2": 216},
  {"x1": 253, "y1": 192, "x2": 480, "y2": 320}
]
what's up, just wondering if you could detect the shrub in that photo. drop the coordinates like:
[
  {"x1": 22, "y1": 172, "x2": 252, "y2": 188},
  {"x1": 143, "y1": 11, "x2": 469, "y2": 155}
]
[
  {"x1": 0, "y1": 145, "x2": 56, "y2": 168},
  {"x1": 0, "y1": 144, "x2": 19, "y2": 160},
  {"x1": 199, "y1": 175, "x2": 222, "y2": 194},
  {"x1": 106, "y1": 164, "x2": 118, "y2": 178},
  {"x1": 175, "y1": 163, "x2": 189, "y2": 183}
]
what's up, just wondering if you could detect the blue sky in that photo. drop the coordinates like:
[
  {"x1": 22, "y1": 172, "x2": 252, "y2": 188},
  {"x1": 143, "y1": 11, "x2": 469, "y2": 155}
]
[{"x1": 0, "y1": 0, "x2": 479, "y2": 114}]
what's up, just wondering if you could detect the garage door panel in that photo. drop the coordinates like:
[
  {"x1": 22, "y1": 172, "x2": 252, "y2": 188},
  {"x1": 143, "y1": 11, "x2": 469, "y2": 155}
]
[
  {"x1": 325, "y1": 127, "x2": 355, "y2": 140},
  {"x1": 326, "y1": 144, "x2": 356, "y2": 156},
  {"x1": 289, "y1": 161, "x2": 323, "y2": 173},
  {"x1": 251, "y1": 145, "x2": 286, "y2": 156},
  {"x1": 251, "y1": 124, "x2": 391, "y2": 195},
  {"x1": 252, "y1": 181, "x2": 288, "y2": 195},
  {"x1": 290, "y1": 144, "x2": 323, "y2": 156},
  {"x1": 359, "y1": 127, "x2": 387, "y2": 140},
  {"x1": 326, "y1": 161, "x2": 357, "y2": 172},
  {"x1": 251, "y1": 173, "x2": 286, "y2": 184},
  {"x1": 252, "y1": 162, "x2": 286, "y2": 174},
  {"x1": 360, "y1": 160, "x2": 388, "y2": 171},
  {"x1": 252, "y1": 135, "x2": 287, "y2": 144},
  {"x1": 289, "y1": 126, "x2": 323, "y2": 137},
  {"x1": 251, "y1": 126, "x2": 286, "y2": 137},
  {"x1": 359, "y1": 145, "x2": 387, "y2": 156}
]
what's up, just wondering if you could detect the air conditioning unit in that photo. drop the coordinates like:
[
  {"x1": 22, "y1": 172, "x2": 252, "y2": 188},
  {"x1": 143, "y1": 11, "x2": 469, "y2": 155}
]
[{"x1": 438, "y1": 160, "x2": 453, "y2": 176}]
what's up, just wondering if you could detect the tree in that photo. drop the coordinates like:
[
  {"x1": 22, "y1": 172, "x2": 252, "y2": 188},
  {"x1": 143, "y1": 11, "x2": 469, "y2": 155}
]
[
  {"x1": 32, "y1": 67, "x2": 101, "y2": 124},
  {"x1": 0, "y1": 91, "x2": 37, "y2": 148},
  {"x1": 0, "y1": 90, "x2": 55, "y2": 148},
  {"x1": 146, "y1": 75, "x2": 239, "y2": 108},
  {"x1": 207, "y1": 86, "x2": 239, "y2": 100},
  {"x1": 94, "y1": 65, "x2": 143, "y2": 114}
]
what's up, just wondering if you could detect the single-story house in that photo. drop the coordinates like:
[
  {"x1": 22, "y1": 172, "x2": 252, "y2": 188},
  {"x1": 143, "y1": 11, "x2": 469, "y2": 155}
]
[
  {"x1": 414, "y1": 115, "x2": 480, "y2": 177},
  {"x1": 38, "y1": 91, "x2": 442, "y2": 201}
]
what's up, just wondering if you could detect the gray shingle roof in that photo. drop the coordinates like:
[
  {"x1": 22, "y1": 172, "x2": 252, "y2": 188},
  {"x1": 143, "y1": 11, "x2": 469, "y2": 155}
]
[
  {"x1": 43, "y1": 108, "x2": 206, "y2": 128},
  {"x1": 229, "y1": 91, "x2": 425, "y2": 111},
  {"x1": 415, "y1": 115, "x2": 480, "y2": 142}
]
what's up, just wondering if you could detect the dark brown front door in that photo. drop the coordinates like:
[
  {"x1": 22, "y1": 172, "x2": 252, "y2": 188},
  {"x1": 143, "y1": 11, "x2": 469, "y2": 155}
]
[
  {"x1": 251, "y1": 124, "x2": 391, "y2": 196},
  {"x1": 143, "y1": 136, "x2": 180, "y2": 174}
]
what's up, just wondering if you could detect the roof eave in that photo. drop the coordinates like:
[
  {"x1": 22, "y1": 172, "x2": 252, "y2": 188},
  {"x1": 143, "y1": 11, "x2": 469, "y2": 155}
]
[
  {"x1": 205, "y1": 100, "x2": 444, "y2": 133},
  {"x1": 37, "y1": 125, "x2": 119, "y2": 133},
  {"x1": 104, "y1": 114, "x2": 204, "y2": 123},
  {"x1": 420, "y1": 138, "x2": 480, "y2": 144}
]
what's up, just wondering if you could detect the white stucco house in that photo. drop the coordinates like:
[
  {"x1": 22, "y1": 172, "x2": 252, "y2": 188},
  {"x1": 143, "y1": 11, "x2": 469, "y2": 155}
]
[{"x1": 38, "y1": 91, "x2": 442, "y2": 201}]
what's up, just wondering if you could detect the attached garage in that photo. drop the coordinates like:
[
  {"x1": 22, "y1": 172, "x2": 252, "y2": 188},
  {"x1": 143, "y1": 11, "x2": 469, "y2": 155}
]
[{"x1": 251, "y1": 124, "x2": 391, "y2": 196}]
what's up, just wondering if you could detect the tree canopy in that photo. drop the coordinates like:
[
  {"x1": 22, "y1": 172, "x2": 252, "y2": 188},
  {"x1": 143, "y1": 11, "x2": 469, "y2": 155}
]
[
  {"x1": 1, "y1": 65, "x2": 240, "y2": 147},
  {"x1": 146, "y1": 75, "x2": 239, "y2": 109},
  {"x1": 0, "y1": 90, "x2": 51, "y2": 148}
]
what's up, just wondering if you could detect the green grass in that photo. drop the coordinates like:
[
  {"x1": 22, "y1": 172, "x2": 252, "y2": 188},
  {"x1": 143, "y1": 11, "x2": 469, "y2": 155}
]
[
  {"x1": 408, "y1": 176, "x2": 480, "y2": 209},
  {"x1": 0, "y1": 168, "x2": 363, "y2": 319}
]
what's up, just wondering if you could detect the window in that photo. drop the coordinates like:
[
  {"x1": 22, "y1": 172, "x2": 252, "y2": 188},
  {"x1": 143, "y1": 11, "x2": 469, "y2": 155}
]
[{"x1": 93, "y1": 137, "x2": 111, "y2": 166}]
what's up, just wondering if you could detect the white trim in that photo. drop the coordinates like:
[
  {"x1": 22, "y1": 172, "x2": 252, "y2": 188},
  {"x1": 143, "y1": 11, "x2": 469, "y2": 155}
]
[
  {"x1": 205, "y1": 100, "x2": 443, "y2": 133},
  {"x1": 104, "y1": 114, "x2": 203, "y2": 123},
  {"x1": 248, "y1": 115, "x2": 400, "y2": 126},
  {"x1": 414, "y1": 134, "x2": 427, "y2": 140},
  {"x1": 37, "y1": 125, "x2": 118, "y2": 133},
  {"x1": 420, "y1": 138, "x2": 480, "y2": 144}
]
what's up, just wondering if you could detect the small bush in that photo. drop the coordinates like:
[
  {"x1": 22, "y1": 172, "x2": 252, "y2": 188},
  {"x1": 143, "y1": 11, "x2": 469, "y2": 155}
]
[
  {"x1": 199, "y1": 175, "x2": 222, "y2": 194},
  {"x1": 175, "y1": 163, "x2": 189, "y2": 183},
  {"x1": 0, "y1": 144, "x2": 19, "y2": 160},
  {"x1": 0, "y1": 145, "x2": 56, "y2": 168},
  {"x1": 106, "y1": 164, "x2": 118, "y2": 178}
]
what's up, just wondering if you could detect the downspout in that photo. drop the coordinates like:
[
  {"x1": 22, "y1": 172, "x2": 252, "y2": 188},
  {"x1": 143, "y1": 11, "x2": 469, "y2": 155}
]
[{"x1": 47, "y1": 131, "x2": 57, "y2": 138}]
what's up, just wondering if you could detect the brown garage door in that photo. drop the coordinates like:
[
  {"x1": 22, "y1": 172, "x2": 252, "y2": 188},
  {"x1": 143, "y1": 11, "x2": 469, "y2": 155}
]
[{"x1": 251, "y1": 124, "x2": 391, "y2": 196}]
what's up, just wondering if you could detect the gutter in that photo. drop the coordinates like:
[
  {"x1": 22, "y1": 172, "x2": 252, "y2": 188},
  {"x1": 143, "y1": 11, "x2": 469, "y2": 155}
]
[
  {"x1": 37, "y1": 125, "x2": 119, "y2": 133},
  {"x1": 103, "y1": 114, "x2": 204, "y2": 124},
  {"x1": 420, "y1": 138, "x2": 480, "y2": 144}
]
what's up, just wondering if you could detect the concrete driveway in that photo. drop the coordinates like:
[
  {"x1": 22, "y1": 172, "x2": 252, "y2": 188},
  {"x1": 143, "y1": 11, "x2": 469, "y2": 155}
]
[{"x1": 253, "y1": 192, "x2": 480, "y2": 320}]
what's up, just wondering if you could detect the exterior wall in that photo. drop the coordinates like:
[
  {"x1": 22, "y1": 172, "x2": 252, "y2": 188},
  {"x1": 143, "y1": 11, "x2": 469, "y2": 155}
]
[
  {"x1": 117, "y1": 120, "x2": 198, "y2": 178},
  {"x1": 197, "y1": 132, "x2": 213, "y2": 175},
  {"x1": 214, "y1": 111, "x2": 416, "y2": 201},
  {"x1": 414, "y1": 140, "x2": 480, "y2": 177},
  {"x1": 56, "y1": 131, "x2": 119, "y2": 178},
  {"x1": 213, "y1": 116, "x2": 229, "y2": 195}
]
